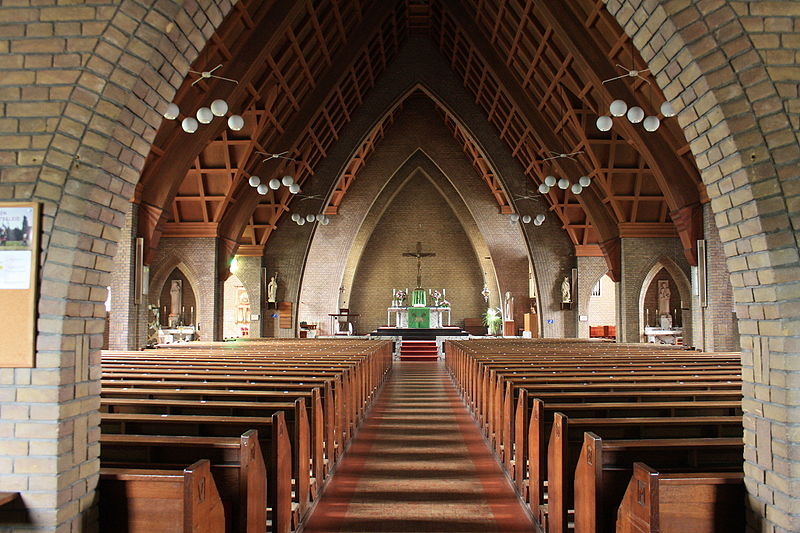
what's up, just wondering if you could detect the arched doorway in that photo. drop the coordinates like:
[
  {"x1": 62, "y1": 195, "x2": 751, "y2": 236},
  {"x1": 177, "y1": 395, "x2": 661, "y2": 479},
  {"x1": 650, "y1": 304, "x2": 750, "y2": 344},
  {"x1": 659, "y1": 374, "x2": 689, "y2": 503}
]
[
  {"x1": 223, "y1": 274, "x2": 251, "y2": 339},
  {"x1": 587, "y1": 273, "x2": 617, "y2": 339}
]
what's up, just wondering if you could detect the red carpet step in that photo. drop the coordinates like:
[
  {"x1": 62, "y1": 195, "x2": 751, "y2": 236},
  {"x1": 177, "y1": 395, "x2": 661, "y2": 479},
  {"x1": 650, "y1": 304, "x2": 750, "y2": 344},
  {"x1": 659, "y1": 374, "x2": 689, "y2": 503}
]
[{"x1": 399, "y1": 340, "x2": 439, "y2": 361}]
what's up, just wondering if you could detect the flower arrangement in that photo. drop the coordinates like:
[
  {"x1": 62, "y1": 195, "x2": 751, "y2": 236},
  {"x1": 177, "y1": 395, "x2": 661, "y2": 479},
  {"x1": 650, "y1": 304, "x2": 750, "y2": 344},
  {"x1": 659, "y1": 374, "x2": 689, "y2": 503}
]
[
  {"x1": 483, "y1": 307, "x2": 502, "y2": 335},
  {"x1": 431, "y1": 289, "x2": 442, "y2": 306},
  {"x1": 392, "y1": 289, "x2": 407, "y2": 307}
]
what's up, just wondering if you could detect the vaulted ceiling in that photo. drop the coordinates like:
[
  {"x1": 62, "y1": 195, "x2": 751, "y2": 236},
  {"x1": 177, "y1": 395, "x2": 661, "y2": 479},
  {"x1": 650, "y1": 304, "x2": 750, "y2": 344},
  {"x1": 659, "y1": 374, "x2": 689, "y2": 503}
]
[{"x1": 133, "y1": 0, "x2": 706, "y2": 280}]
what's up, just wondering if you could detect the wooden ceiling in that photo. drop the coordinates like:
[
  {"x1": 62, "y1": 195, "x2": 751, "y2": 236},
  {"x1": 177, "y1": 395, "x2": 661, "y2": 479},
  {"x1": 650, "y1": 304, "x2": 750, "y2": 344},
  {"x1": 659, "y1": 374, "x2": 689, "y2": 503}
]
[{"x1": 134, "y1": 0, "x2": 706, "y2": 278}]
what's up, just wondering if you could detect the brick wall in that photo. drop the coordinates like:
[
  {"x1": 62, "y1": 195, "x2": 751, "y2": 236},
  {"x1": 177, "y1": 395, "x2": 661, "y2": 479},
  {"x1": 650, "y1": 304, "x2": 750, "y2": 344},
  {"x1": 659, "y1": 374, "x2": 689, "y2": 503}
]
[
  {"x1": 586, "y1": 273, "x2": 617, "y2": 334},
  {"x1": 576, "y1": 256, "x2": 612, "y2": 338},
  {"x1": 108, "y1": 202, "x2": 143, "y2": 350},
  {"x1": 702, "y1": 203, "x2": 740, "y2": 352},
  {"x1": 147, "y1": 237, "x2": 220, "y2": 342},
  {"x1": 233, "y1": 255, "x2": 263, "y2": 338}
]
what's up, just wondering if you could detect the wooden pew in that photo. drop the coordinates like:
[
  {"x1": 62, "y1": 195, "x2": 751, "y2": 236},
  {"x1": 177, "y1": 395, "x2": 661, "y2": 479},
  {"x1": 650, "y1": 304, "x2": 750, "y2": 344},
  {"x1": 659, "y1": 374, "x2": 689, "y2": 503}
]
[
  {"x1": 99, "y1": 460, "x2": 226, "y2": 533},
  {"x1": 101, "y1": 431, "x2": 265, "y2": 533},
  {"x1": 616, "y1": 462, "x2": 745, "y2": 533},
  {"x1": 574, "y1": 433, "x2": 743, "y2": 533},
  {"x1": 101, "y1": 412, "x2": 292, "y2": 533},
  {"x1": 546, "y1": 413, "x2": 743, "y2": 533}
]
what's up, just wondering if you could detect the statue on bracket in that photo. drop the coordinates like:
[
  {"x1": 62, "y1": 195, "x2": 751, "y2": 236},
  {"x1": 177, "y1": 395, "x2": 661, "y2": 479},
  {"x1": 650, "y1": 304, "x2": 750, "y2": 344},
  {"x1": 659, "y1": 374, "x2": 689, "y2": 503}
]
[
  {"x1": 561, "y1": 276, "x2": 571, "y2": 305},
  {"x1": 267, "y1": 273, "x2": 278, "y2": 308},
  {"x1": 504, "y1": 291, "x2": 514, "y2": 321}
]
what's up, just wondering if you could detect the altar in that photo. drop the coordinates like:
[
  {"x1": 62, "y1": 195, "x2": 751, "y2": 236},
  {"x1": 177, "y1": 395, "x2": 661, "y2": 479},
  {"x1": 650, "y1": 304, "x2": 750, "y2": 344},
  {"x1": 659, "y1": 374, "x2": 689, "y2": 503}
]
[{"x1": 388, "y1": 306, "x2": 451, "y2": 328}]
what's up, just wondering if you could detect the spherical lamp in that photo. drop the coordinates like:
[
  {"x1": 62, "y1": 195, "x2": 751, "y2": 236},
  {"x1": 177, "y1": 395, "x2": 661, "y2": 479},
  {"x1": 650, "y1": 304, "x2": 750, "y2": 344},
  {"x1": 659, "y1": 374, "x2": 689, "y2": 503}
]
[
  {"x1": 288, "y1": 183, "x2": 300, "y2": 194},
  {"x1": 281, "y1": 175, "x2": 294, "y2": 187},
  {"x1": 163, "y1": 103, "x2": 180, "y2": 120},
  {"x1": 557, "y1": 178, "x2": 569, "y2": 190},
  {"x1": 227, "y1": 114, "x2": 244, "y2": 131},
  {"x1": 579, "y1": 175, "x2": 592, "y2": 187},
  {"x1": 321, "y1": 216, "x2": 330, "y2": 226},
  {"x1": 306, "y1": 214, "x2": 315, "y2": 223},
  {"x1": 609, "y1": 99, "x2": 627, "y2": 117},
  {"x1": 210, "y1": 99, "x2": 228, "y2": 117},
  {"x1": 596, "y1": 115, "x2": 613, "y2": 132},
  {"x1": 522, "y1": 215, "x2": 532, "y2": 224},
  {"x1": 181, "y1": 117, "x2": 199, "y2": 133},
  {"x1": 248, "y1": 176, "x2": 261, "y2": 187},
  {"x1": 660, "y1": 101, "x2": 676, "y2": 118},
  {"x1": 538, "y1": 183, "x2": 550, "y2": 194},
  {"x1": 510, "y1": 213, "x2": 520, "y2": 223},
  {"x1": 571, "y1": 183, "x2": 583, "y2": 195},
  {"x1": 297, "y1": 218, "x2": 305, "y2": 226},
  {"x1": 268, "y1": 178, "x2": 281, "y2": 190},
  {"x1": 196, "y1": 107, "x2": 213, "y2": 124},
  {"x1": 535, "y1": 214, "x2": 545, "y2": 224},
  {"x1": 256, "y1": 184, "x2": 268, "y2": 195},
  {"x1": 626, "y1": 106, "x2": 644, "y2": 124},
  {"x1": 544, "y1": 175, "x2": 557, "y2": 187},
  {"x1": 291, "y1": 213, "x2": 300, "y2": 222},
  {"x1": 643, "y1": 115, "x2": 661, "y2": 132}
]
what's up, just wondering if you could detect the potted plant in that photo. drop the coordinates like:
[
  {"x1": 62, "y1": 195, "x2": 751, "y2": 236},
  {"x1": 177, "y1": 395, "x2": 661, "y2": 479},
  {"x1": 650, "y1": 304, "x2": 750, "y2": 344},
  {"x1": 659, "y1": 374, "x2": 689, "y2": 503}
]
[{"x1": 483, "y1": 307, "x2": 502, "y2": 336}]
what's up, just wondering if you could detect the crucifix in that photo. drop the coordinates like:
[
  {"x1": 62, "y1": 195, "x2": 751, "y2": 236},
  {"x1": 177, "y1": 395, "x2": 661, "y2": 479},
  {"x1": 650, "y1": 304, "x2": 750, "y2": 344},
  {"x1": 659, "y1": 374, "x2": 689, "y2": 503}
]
[{"x1": 402, "y1": 241, "x2": 436, "y2": 288}]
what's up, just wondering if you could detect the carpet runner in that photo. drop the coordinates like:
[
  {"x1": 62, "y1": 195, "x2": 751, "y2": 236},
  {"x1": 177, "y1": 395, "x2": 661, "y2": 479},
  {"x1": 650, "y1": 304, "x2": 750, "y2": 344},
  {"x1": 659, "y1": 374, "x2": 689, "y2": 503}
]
[{"x1": 302, "y1": 362, "x2": 533, "y2": 532}]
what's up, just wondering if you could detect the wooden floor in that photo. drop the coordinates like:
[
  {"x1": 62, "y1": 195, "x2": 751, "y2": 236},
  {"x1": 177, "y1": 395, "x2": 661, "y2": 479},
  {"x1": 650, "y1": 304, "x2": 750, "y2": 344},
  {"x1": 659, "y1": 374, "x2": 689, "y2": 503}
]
[{"x1": 303, "y1": 362, "x2": 533, "y2": 533}]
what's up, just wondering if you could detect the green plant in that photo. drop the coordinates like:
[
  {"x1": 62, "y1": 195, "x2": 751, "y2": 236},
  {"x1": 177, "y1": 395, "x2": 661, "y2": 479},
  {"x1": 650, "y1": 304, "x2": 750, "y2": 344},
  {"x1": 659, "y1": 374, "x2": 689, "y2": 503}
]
[{"x1": 483, "y1": 307, "x2": 502, "y2": 332}]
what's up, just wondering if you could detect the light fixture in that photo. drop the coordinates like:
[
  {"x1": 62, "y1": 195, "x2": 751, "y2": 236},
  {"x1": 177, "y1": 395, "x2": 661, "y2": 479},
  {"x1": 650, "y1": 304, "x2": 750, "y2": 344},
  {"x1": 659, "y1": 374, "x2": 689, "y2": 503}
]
[
  {"x1": 571, "y1": 183, "x2": 583, "y2": 195},
  {"x1": 181, "y1": 117, "x2": 198, "y2": 133},
  {"x1": 281, "y1": 175, "x2": 294, "y2": 187},
  {"x1": 522, "y1": 215, "x2": 532, "y2": 224},
  {"x1": 227, "y1": 115, "x2": 244, "y2": 131},
  {"x1": 297, "y1": 218, "x2": 306, "y2": 226},
  {"x1": 210, "y1": 99, "x2": 228, "y2": 116},
  {"x1": 248, "y1": 176, "x2": 261, "y2": 187},
  {"x1": 189, "y1": 64, "x2": 239, "y2": 87},
  {"x1": 196, "y1": 107, "x2": 213, "y2": 124},
  {"x1": 660, "y1": 101, "x2": 676, "y2": 117},
  {"x1": 544, "y1": 175, "x2": 557, "y2": 187},
  {"x1": 538, "y1": 183, "x2": 550, "y2": 194},
  {"x1": 609, "y1": 99, "x2": 627, "y2": 117},
  {"x1": 602, "y1": 64, "x2": 651, "y2": 85},
  {"x1": 543, "y1": 150, "x2": 584, "y2": 162},
  {"x1": 510, "y1": 213, "x2": 520, "y2": 223},
  {"x1": 163, "y1": 103, "x2": 180, "y2": 120},
  {"x1": 535, "y1": 214, "x2": 545, "y2": 224},
  {"x1": 557, "y1": 178, "x2": 569, "y2": 190},
  {"x1": 289, "y1": 183, "x2": 300, "y2": 194},
  {"x1": 579, "y1": 175, "x2": 591, "y2": 187},
  {"x1": 643, "y1": 115, "x2": 661, "y2": 132},
  {"x1": 305, "y1": 214, "x2": 315, "y2": 223},
  {"x1": 291, "y1": 213, "x2": 301, "y2": 222},
  {"x1": 626, "y1": 106, "x2": 644, "y2": 124},
  {"x1": 268, "y1": 178, "x2": 281, "y2": 190},
  {"x1": 596, "y1": 115, "x2": 613, "y2": 131},
  {"x1": 257, "y1": 184, "x2": 268, "y2": 195},
  {"x1": 320, "y1": 216, "x2": 330, "y2": 225}
]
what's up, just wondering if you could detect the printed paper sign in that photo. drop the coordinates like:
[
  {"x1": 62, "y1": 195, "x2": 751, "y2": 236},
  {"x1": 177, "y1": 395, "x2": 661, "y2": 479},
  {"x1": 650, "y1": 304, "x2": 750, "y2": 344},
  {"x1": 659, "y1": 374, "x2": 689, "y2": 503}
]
[{"x1": 0, "y1": 206, "x2": 34, "y2": 289}]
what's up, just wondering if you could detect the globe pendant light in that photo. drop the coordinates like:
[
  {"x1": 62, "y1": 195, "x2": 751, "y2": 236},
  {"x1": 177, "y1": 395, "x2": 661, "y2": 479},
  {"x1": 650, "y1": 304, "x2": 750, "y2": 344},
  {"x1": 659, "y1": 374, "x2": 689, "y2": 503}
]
[
  {"x1": 291, "y1": 213, "x2": 301, "y2": 222},
  {"x1": 596, "y1": 115, "x2": 613, "y2": 131},
  {"x1": 609, "y1": 99, "x2": 628, "y2": 117},
  {"x1": 578, "y1": 175, "x2": 592, "y2": 187},
  {"x1": 643, "y1": 115, "x2": 661, "y2": 132},
  {"x1": 268, "y1": 178, "x2": 281, "y2": 190},
  {"x1": 522, "y1": 215, "x2": 532, "y2": 224},
  {"x1": 288, "y1": 183, "x2": 300, "y2": 194},
  {"x1": 256, "y1": 184, "x2": 268, "y2": 195},
  {"x1": 510, "y1": 213, "x2": 520, "y2": 223},
  {"x1": 660, "y1": 101, "x2": 676, "y2": 117},
  {"x1": 281, "y1": 175, "x2": 294, "y2": 187},
  {"x1": 321, "y1": 216, "x2": 330, "y2": 225},
  {"x1": 557, "y1": 178, "x2": 569, "y2": 190},
  {"x1": 538, "y1": 183, "x2": 550, "y2": 194},
  {"x1": 626, "y1": 106, "x2": 644, "y2": 124},
  {"x1": 210, "y1": 99, "x2": 228, "y2": 117},
  {"x1": 248, "y1": 176, "x2": 261, "y2": 187},
  {"x1": 196, "y1": 107, "x2": 213, "y2": 124},
  {"x1": 297, "y1": 218, "x2": 305, "y2": 226},
  {"x1": 535, "y1": 213, "x2": 545, "y2": 224},
  {"x1": 227, "y1": 114, "x2": 244, "y2": 131},
  {"x1": 181, "y1": 117, "x2": 199, "y2": 133},
  {"x1": 163, "y1": 103, "x2": 180, "y2": 120},
  {"x1": 571, "y1": 183, "x2": 583, "y2": 195},
  {"x1": 544, "y1": 175, "x2": 557, "y2": 187},
  {"x1": 305, "y1": 214, "x2": 315, "y2": 223},
  {"x1": 315, "y1": 214, "x2": 324, "y2": 222}
]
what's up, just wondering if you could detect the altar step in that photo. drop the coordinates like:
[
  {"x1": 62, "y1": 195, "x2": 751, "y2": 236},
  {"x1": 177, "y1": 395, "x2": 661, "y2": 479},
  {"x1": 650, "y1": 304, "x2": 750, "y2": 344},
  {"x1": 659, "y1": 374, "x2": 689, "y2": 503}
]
[{"x1": 399, "y1": 340, "x2": 439, "y2": 361}]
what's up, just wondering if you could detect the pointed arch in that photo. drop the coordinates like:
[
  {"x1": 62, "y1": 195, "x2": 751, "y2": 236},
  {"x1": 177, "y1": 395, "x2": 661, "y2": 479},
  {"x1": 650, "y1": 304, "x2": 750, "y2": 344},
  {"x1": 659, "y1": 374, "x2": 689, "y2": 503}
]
[{"x1": 637, "y1": 256, "x2": 692, "y2": 343}]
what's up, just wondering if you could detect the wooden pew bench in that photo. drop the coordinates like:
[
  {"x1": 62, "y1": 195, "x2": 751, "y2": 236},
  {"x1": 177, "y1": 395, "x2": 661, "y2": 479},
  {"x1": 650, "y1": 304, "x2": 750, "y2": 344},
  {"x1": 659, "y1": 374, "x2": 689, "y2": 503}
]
[
  {"x1": 99, "y1": 460, "x2": 226, "y2": 533},
  {"x1": 616, "y1": 462, "x2": 745, "y2": 533},
  {"x1": 101, "y1": 431, "x2": 265, "y2": 533},
  {"x1": 574, "y1": 433, "x2": 743, "y2": 533}
]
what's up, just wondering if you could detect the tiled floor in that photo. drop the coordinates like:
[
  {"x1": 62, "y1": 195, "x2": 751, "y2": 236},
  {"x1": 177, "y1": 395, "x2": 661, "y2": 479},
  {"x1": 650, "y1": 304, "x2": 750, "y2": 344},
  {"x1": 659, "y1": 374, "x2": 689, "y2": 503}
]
[{"x1": 303, "y1": 362, "x2": 534, "y2": 533}]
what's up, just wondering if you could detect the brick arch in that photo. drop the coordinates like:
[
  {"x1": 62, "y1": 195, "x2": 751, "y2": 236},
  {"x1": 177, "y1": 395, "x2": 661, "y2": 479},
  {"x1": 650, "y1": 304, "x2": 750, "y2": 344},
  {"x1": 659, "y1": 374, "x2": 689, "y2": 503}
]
[
  {"x1": 636, "y1": 257, "x2": 692, "y2": 343},
  {"x1": 604, "y1": 1, "x2": 800, "y2": 528},
  {"x1": 148, "y1": 260, "x2": 202, "y2": 319}
]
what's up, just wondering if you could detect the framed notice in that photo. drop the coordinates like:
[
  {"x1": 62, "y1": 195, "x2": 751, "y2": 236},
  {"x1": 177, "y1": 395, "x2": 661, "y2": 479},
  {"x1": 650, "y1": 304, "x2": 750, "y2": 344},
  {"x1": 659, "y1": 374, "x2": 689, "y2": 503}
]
[{"x1": 0, "y1": 202, "x2": 39, "y2": 367}]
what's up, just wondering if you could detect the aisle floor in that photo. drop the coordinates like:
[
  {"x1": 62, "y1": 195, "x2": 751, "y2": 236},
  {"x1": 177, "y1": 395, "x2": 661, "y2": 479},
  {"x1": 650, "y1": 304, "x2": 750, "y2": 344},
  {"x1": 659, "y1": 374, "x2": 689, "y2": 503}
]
[{"x1": 302, "y1": 361, "x2": 534, "y2": 533}]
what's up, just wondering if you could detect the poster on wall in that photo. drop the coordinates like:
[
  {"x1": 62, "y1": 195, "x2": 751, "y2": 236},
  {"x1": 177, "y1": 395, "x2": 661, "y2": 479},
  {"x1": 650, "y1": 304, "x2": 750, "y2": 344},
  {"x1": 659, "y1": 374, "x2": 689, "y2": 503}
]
[
  {"x1": 0, "y1": 202, "x2": 39, "y2": 367},
  {"x1": 0, "y1": 205, "x2": 35, "y2": 289}
]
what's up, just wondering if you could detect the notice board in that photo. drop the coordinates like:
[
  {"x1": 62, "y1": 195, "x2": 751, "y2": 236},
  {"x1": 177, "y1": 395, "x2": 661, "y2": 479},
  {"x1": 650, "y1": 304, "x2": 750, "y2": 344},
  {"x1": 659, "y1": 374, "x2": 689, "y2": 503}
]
[{"x1": 0, "y1": 202, "x2": 39, "y2": 367}]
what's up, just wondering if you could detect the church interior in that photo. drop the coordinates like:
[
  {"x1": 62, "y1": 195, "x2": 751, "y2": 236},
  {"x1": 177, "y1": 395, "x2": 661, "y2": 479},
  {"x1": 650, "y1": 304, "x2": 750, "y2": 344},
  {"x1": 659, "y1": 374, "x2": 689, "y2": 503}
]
[{"x1": 0, "y1": 1, "x2": 798, "y2": 532}]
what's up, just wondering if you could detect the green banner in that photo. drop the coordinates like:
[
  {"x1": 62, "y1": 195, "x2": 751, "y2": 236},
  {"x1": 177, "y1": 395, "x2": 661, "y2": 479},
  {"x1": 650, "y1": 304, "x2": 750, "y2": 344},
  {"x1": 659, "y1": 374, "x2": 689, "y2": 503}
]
[{"x1": 407, "y1": 307, "x2": 430, "y2": 328}]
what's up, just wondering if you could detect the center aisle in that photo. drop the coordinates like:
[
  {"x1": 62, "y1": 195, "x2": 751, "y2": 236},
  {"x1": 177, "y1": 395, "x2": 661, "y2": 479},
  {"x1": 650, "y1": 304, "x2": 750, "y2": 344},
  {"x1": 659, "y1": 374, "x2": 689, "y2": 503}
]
[{"x1": 303, "y1": 361, "x2": 534, "y2": 533}]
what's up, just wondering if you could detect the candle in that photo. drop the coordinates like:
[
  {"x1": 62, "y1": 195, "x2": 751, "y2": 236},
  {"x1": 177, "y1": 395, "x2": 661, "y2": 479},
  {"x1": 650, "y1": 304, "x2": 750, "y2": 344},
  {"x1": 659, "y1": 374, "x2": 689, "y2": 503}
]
[{"x1": 443, "y1": 288, "x2": 446, "y2": 297}]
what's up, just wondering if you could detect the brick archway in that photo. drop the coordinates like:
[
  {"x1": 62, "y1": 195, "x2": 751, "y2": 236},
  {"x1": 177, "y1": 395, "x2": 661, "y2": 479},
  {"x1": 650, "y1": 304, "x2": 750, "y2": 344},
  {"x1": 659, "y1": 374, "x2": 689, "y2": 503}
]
[{"x1": 604, "y1": 1, "x2": 800, "y2": 529}]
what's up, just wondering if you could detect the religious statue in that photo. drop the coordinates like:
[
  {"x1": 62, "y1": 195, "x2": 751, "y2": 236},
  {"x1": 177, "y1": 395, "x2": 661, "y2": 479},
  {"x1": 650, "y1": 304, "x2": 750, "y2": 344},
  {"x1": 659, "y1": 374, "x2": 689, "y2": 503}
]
[
  {"x1": 267, "y1": 273, "x2": 278, "y2": 307},
  {"x1": 504, "y1": 291, "x2": 514, "y2": 321},
  {"x1": 402, "y1": 242, "x2": 436, "y2": 289},
  {"x1": 169, "y1": 279, "x2": 182, "y2": 327},
  {"x1": 658, "y1": 280, "x2": 672, "y2": 328},
  {"x1": 561, "y1": 276, "x2": 571, "y2": 304}
]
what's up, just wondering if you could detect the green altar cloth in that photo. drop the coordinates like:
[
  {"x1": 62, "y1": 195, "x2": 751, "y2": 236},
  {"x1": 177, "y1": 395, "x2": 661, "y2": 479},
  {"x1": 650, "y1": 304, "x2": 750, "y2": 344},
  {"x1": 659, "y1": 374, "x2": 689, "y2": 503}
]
[{"x1": 407, "y1": 307, "x2": 430, "y2": 328}]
